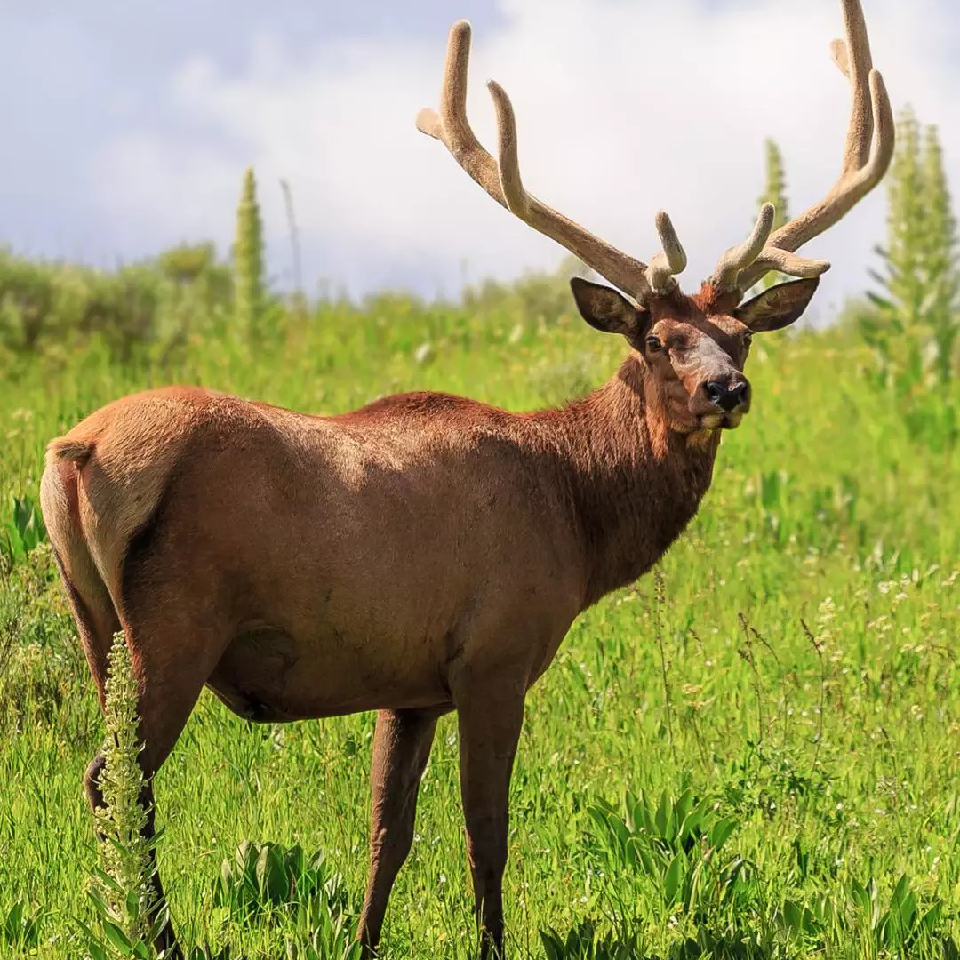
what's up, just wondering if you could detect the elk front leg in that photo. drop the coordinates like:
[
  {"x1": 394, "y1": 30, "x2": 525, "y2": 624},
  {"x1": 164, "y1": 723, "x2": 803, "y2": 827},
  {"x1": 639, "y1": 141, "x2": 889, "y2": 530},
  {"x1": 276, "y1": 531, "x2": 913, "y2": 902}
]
[
  {"x1": 358, "y1": 707, "x2": 440, "y2": 957},
  {"x1": 455, "y1": 679, "x2": 526, "y2": 959}
]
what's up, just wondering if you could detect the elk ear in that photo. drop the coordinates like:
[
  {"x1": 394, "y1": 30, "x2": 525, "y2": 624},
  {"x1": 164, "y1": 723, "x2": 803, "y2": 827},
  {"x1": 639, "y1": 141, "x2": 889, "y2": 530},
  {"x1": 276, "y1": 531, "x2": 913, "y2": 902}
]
[
  {"x1": 570, "y1": 277, "x2": 641, "y2": 336},
  {"x1": 734, "y1": 277, "x2": 821, "y2": 333}
]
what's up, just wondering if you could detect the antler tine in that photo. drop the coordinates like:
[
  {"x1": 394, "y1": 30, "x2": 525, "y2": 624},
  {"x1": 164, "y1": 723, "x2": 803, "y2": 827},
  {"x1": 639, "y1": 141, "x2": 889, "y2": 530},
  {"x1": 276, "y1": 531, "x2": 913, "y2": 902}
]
[
  {"x1": 645, "y1": 211, "x2": 688, "y2": 293},
  {"x1": 710, "y1": 203, "x2": 831, "y2": 293},
  {"x1": 416, "y1": 22, "x2": 501, "y2": 199},
  {"x1": 711, "y1": 203, "x2": 775, "y2": 289},
  {"x1": 486, "y1": 79, "x2": 529, "y2": 218},
  {"x1": 418, "y1": 20, "x2": 656, "y2": 303},
  {"x1": 734, "y1": 0, "x2": 894, "y2": 293},
  {"x1": 835, "y1": 0, "x2": 874, "y2": 174},
  {"x1": 746, "y1": 248, "x2": 831, "y2": 280}
]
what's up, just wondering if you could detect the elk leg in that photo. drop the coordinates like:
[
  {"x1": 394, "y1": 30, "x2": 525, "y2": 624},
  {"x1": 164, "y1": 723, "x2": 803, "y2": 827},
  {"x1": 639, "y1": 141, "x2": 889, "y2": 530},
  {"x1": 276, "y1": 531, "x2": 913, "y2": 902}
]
[
  {"x1": 88, "y1": 586, "x2": 230, "y2": 959},
  {"x1": 357, "y1": 708, "x2": 440, "y2": 957},
  {"x1": 455, "y1": 682, "x2": 526, "y2": 959},
  {"x1": 53, "y1": 553, "x2": 184, "y2": 950}
]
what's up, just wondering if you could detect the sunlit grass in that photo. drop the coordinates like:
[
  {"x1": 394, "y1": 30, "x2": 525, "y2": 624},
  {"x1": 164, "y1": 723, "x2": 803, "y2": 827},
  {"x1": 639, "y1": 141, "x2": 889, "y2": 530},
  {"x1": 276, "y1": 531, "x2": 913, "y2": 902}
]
[{"x1": 1, "y1": 300, "x2": 959, "y2": 958}]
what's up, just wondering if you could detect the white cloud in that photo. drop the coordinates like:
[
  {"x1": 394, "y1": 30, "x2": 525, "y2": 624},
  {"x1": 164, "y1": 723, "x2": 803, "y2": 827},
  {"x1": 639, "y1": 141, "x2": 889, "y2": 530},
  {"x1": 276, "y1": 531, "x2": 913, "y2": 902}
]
[{"x1": 90, "y1": 0, "x2": 960, "y2": 316}]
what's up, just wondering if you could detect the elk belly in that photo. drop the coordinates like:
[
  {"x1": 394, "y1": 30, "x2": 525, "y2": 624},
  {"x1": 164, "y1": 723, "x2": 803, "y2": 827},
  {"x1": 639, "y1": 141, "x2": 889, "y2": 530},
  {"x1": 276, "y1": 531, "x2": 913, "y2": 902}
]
[{"x1": 205, "y1": 619, "x2": 454, "y2": 721}]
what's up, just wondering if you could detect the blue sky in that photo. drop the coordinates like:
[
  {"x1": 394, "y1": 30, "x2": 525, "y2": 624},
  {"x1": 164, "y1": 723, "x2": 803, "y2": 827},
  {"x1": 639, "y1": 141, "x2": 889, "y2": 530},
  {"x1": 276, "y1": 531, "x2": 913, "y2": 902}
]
[
  {"x1": 3, "y1": 0, "x2": 958, "y2": 319},
  {"x1": 1, "y1": 1, "x2": 498, "y2": 264}
]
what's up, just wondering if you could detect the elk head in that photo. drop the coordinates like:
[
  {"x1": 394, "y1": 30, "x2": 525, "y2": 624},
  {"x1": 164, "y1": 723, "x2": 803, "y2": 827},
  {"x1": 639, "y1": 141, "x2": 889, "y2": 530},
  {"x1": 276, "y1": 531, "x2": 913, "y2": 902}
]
[
  {"x1": 567, "y1": 256, "x2": 822, "y2": 436},
  {"x1": 417, "y1": 1, "x2": 893, "y2": 439}
]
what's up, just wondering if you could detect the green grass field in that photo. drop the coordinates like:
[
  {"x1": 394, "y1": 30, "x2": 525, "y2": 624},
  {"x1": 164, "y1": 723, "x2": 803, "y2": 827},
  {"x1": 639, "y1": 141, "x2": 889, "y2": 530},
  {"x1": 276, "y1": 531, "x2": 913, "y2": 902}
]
[{"x1": 2, "y1": 296, "x2": 960, "y2": 959}]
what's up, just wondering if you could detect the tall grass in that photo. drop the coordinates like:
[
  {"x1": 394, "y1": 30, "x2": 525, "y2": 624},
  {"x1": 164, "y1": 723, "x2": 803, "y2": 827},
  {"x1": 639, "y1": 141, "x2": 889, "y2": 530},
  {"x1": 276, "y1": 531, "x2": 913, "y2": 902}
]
[{"x1": 1, "y1": 294, "x2": 959, "y2": 958}]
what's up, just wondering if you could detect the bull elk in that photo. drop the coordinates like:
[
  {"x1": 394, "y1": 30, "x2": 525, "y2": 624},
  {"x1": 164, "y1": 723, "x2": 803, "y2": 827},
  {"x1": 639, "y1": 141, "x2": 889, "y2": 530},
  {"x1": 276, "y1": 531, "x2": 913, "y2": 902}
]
[{"x1": 39, "y1": 0, "x2": 892, "y2": 956}]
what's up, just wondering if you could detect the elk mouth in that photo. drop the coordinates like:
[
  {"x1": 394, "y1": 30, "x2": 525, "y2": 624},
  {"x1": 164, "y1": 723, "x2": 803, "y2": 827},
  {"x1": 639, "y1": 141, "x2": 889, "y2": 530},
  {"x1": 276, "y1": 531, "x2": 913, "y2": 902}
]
[
  {"x1": 699, "y1": 411, "x2": 745, "y2": 430},
  {"x1": 721, "y1": 412, "x2": 744, "y2": 429}
]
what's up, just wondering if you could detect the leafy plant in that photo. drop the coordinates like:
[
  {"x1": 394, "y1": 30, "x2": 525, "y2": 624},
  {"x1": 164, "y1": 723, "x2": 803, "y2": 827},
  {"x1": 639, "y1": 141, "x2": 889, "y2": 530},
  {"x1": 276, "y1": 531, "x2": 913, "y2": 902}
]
[
  {"x1": 78, "y1": 633, "x2": 172, "y2": 959},
  {"x1": 0, "y1": 253, "x2": 56, "y2": 351},
  {"x1": 213, "y1": 841, "x2": 351, "y2": 923},
  {"x1": 861, "y1": 106, "x2": 960, "y2": 451},
  {"x1": 211, "y1": 841, "x2": 360, "y2": 958},
  {"x1": 540, "y1": 918, "x2": 642, "y2": 960},
  {"x1": 0, "y1": 493, "x2": 47, "y2": 572},
  {"x1": 587, "y1": 787, "x2": 744, "y2": 916},
  {"x1": 847, "y1": 874, "x2": 948, "y2": 954},
  {"x1": 234, "y1": 167, "x2": 265, "y2": 342},
  {"x1": 0, "y1": 899, "x2": 43, "y2": 949}
]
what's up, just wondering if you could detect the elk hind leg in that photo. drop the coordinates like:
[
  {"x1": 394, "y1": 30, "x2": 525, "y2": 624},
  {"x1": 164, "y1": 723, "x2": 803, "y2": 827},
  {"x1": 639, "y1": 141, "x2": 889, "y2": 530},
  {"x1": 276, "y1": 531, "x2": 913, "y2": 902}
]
[
  {"x1": 88, "y1": 568, "x2": 232, "y2": 959},
  {"x1": 53, "y1": 553, "x2": 183, "y2": 952}
]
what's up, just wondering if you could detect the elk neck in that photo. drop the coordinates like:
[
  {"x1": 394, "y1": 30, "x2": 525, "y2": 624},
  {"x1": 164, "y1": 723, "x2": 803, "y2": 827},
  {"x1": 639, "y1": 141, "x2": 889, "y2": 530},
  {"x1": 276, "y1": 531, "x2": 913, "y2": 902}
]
[{"x1": 532, "y1": 353, "x2": 721, "y2": 609}]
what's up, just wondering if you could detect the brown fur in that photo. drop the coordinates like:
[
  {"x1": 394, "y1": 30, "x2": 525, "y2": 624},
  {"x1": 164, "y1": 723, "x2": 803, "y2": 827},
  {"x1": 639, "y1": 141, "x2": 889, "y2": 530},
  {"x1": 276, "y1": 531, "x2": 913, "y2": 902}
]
[{"x1": 40, "y1": 279, "x2": 819, "y2": 958}]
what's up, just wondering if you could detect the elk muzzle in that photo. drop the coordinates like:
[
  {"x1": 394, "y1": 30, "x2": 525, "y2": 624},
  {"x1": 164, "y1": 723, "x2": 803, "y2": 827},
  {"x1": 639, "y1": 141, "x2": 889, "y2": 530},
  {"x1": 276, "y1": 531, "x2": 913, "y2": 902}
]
[{"x1": 694, "y1": 376, "x2": 751, "y2": 428}]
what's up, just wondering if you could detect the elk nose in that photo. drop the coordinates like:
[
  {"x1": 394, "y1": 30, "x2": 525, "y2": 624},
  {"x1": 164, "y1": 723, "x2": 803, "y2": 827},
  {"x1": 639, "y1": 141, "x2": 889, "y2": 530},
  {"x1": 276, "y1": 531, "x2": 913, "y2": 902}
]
[{"x1": 705, "y1": 380, "x2": 750, "y2": 412}]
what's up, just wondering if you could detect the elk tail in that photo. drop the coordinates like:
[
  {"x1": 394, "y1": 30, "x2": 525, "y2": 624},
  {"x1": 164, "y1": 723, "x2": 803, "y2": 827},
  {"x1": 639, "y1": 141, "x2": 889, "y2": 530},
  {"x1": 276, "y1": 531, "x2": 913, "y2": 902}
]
[{"x1": 48, "y1": 437, "x2": 95, "y2": 467}]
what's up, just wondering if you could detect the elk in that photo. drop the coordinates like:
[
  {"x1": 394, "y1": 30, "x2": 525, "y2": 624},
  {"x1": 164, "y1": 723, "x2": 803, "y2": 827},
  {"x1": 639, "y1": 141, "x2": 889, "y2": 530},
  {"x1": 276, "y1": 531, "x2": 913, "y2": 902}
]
[{"x1": 39, "y1": 1, "x2": 891, "y2": 956}]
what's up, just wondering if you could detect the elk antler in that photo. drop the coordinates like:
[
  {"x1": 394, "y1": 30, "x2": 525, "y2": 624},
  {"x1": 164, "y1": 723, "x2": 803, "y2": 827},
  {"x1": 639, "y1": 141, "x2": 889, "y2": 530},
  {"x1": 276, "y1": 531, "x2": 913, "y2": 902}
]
[
  {"x1": 416, "y1": 20, "x2": 687, "y2": 304},
  {"x1": 713, "y1": 0, "x2": 894, "y2": 295},
  {"x1": 710, "y1": 204, "x2": 831, "y2": 292},
  {"x1": 420, "y1": 0, "x2": 893, "y2": 306}
]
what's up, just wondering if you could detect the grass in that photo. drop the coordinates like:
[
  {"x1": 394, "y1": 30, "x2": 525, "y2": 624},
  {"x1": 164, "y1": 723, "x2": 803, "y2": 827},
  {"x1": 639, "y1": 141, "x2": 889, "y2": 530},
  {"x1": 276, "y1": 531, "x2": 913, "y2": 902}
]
[{"x1": 1, "y1": 297, "x2": 960, "y2": 958}]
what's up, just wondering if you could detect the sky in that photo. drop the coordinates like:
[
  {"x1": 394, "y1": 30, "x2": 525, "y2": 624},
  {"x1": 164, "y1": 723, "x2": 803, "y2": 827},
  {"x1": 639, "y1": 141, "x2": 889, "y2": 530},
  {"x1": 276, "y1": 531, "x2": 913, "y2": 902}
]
[{"x1": 2, "y1": 0, "x2": 958, "y2": 321}]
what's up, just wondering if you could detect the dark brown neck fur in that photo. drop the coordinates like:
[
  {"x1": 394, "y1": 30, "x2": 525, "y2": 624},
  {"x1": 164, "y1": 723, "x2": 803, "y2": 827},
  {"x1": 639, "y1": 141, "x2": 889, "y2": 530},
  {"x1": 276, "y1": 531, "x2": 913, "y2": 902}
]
[{"x1": 531, "y1": 354, "x2": 720, "y2": 609}]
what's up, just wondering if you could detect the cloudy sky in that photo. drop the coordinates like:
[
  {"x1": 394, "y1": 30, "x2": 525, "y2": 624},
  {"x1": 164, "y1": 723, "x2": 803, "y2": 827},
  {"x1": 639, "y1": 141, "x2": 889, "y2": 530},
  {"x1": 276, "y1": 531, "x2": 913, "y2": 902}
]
[{"x1": 2, "y1": 0, "x2": 958, "y2": 319}]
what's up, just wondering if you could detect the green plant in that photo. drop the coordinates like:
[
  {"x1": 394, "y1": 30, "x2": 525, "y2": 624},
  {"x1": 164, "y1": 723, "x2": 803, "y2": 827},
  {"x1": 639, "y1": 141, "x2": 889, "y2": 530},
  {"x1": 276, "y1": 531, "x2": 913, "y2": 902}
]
[
  {"x1": 0, "y1": 253, "x2": 56, "y2": 352},
  {"x1": 861, "y1": 106, "x2": 960, "y2": 451},
  {"x1": 540, "y1": 919, "x2": 642, "y2": 960},
  {"x1": 847, "y1": 874, "x2": 948, "y2": 954},
  {"x1": 211, "y1": 841, "x2": 360, "y2": 958},
  {"x1": 923, "y1": 124, "x2": 960, "y2": 386},
  {"x1": 213, "y1": 841, "x2": 351, "y2": 923},
  {"x1": 79, "y1": 633, "x2": 170, "y2": 959},
  {"x1": 0, "y1": 493, "x2": 47, "y2": 572},
  {"x1": 233, "y1": 166, "x2": 265, "y2": 341},
  {"x1": 0, "y1": 899, "x2": 43, "y2": 949},
  {"x1": 587, "y1": 787, "x2": 742, "y2": 916}
]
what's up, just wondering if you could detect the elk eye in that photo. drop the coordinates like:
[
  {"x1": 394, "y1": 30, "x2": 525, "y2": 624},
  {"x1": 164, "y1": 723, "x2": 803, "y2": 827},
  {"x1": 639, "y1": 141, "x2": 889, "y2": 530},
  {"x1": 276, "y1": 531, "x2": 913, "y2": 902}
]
[{"x1": 645, "y1": 336, "x2": 663, "y2": 353}]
